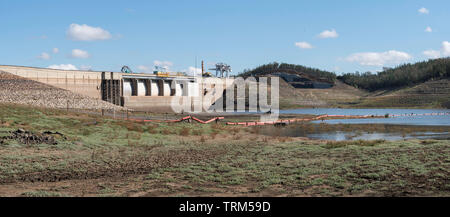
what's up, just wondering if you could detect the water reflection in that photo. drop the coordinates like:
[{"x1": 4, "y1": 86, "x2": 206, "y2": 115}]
[
  {"x1": 307, "y1": 132, "x2": 450, "y2": 141},
  {"x1": 258, "y1": 123, "x2": 450, "y2": 141}
]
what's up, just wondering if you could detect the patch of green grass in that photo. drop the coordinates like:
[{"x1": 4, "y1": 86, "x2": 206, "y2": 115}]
[
  {"x1": 21, "y1": 191, "x2": 67, "y2": 197},
  {"x1": 324, "y1": 140, "x2": 386, "y2": 149},
  {"x1": 98, "y1": 184, "x2": 115, "y2": 194},
  {"x1": 146, "y1": 138, "x2": 449, "y2": 196},
  {"x1": 182, "y1": 185, "x2": 193, "y2": 189}
]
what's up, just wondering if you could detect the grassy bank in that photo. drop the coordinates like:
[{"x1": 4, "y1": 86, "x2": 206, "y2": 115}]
[{"x1": 0, "y1": 103, "x2": 449, "y2": 196}]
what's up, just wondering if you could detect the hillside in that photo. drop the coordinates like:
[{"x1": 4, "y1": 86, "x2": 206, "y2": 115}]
[
  {"x1": 278, "y1": 78, "x2": 366, "y2": 109},
  {"x1": 355, "y1": 78, "x2": 450, "y2": 108},
  {"x1": 241, "y1": 59, "x2": 450, "y2": 109},
  {"x1": 336, "y1": 58, "x2": 450, "y2": 108},
  {"x1": 277, "y1": 77, "x2": 450, "y2": 109}
]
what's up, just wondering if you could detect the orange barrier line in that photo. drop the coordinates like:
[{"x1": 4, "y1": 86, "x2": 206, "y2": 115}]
[
  {"x1": 129, "y1": 115, "x2": 225, "y2": 125},
  {"x1": 224, "y1": 113, "x2": 392, "y2": 126}
]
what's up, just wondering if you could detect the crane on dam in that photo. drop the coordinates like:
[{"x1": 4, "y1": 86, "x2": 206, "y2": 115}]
[{"x1": 121, "y1": 65, "x2": 134, "y2": 74}]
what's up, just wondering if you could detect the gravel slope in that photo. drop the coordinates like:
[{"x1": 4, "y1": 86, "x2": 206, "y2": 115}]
[{"x1": 0, "y1": 71, "x2": 122, "y2": 110}]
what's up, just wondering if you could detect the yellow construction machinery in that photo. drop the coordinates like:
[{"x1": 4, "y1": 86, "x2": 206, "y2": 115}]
[{"x1": 153, "y1": 66, "x2": 170, "y2": 77}]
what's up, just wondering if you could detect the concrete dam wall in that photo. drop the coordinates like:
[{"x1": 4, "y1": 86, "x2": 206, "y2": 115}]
[{"x1": 0, "y1": 65, "x2": 234, "y2": 112}]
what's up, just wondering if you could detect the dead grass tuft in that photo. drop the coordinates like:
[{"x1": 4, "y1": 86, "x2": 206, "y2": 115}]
[
  {"x1": 192, "y1": 129, "x2": 203, "y2": 136},
  {"x1": 210, "y1": 132, "x2": 218, "y2": 139},
  {"x1": 200, "y1": 136, "x2": 206, "y2": 143},
  {"x1": 161, "y1": 128, "x2": 173, "y2": 135},
  {"x1": 179, "y1": 127, "x2": 190, "y2": 136}
]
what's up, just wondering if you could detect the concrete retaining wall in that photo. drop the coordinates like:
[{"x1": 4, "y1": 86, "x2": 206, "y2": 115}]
[{"x1": 0, "y1": 65, "x2": 120, "y2": 99}]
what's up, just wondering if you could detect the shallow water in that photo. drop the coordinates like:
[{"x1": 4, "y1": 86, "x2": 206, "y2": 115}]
[
  {"x1": 258, "y1": 122, "x2": 450, "y2": 141},
  {"x1": 281, "y1": 108, "x2": 450, "y2": 116},
  {"x1": 281, "y1": 108, "x2": 450, "y2": 126},
  {"x1": 312, "y1": 115, "x2": 450, "y2": 126},
  {"x1": 306, "y1": 131, "x2": 450, "y2": 141}
]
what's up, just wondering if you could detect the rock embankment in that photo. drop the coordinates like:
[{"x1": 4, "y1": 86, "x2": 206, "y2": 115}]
[{"x1": 0, "y1": 71, "x2": 122, "y2": 110}]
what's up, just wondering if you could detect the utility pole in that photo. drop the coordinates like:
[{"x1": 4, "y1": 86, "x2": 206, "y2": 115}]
[{"x1": 201, "y1": 60, "x2": 204, "y2": 76}]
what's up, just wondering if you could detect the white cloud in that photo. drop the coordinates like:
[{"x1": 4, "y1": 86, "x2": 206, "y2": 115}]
[
  {"x1": 37, "y1": 52, "x2": 50, "y2": 60},
  {"x1": 80, "y1": 65, "x2": 92, "y2": 71},
  {"x1": 53, "y1": 48, "x2": 59, "y2": 53},
  {"x1": 153, "y1": 60, "x2": 173, "y2": 70},
  {"x1": 442, "y1": 41, "x2": 450, "y2": 56},
  {"x1": 137, "y1": 63, "x2": 174, "y2": 74},
  {"x1": 295, "y1": 41, "x2": 313, "y2": 49},
  {"x1": 154, "y1": 60, "x2": 173, "y2": 66},
  {"x1": 67, "y1": 24, "x2": 112, "y2": 41},
  {"x1": 346, "y1": 50, "x2": 412, "y2": 66},
  {"x1": 137, "y1": 65, "x2": 153, "y2": 73},
  {"x1": 422, "y1": 41, "x2": 450, "y2": 59},
  {"x1": 318, "y1": 29, "x2": 338, "y2": 38},
  {"x1": 423, "y1": 50, "x2": 441, "y2": 59},
  {"x1": 425, "y1": 26, "x2": 432, "y2": 32},
  {"x1": 418, "y1": 7, "x2": 429, "y2": 14},
  {"x1": 47, "y1": 64, "x2": 78, "y2": 70},
  {"x1": 70, "y1": 49, "x2": 90, "y2": 59},
  {"x1": 186, "y1": 66, "x2": 202, "y2": 76}
]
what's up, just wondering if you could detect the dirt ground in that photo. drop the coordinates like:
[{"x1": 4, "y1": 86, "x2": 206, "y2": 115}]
[{"x1": 0, "y1": 174, "x2": 299, "y2": 197}]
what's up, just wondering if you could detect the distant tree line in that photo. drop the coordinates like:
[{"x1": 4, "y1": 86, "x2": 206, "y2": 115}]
[
  {"x1": 239, "y1": 62, "x2": 336, "y2": 84},
  {"x1": 338, "y1": 58, "x2": 450, "y2": 91},
  {"x1": 238, "y1": 58, "x2": 450, "y2": 91}
]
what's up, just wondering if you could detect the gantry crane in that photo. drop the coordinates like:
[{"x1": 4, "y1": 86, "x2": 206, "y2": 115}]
[{"x1": 209, "y1": 63, "x2": 231, "y2": 77}]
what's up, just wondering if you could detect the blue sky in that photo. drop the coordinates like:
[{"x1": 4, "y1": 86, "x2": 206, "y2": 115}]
[{"x1": 1, "y1": 0, "x2": 449, "y2": 75}]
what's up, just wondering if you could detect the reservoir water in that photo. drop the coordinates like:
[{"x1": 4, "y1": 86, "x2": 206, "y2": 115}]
[
  {"x1": 261, "y1": 108, "x2": 450, "y2": 141},
  {"x1": 281, "y1": 108, "x2": 450, "y2": 126}
]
